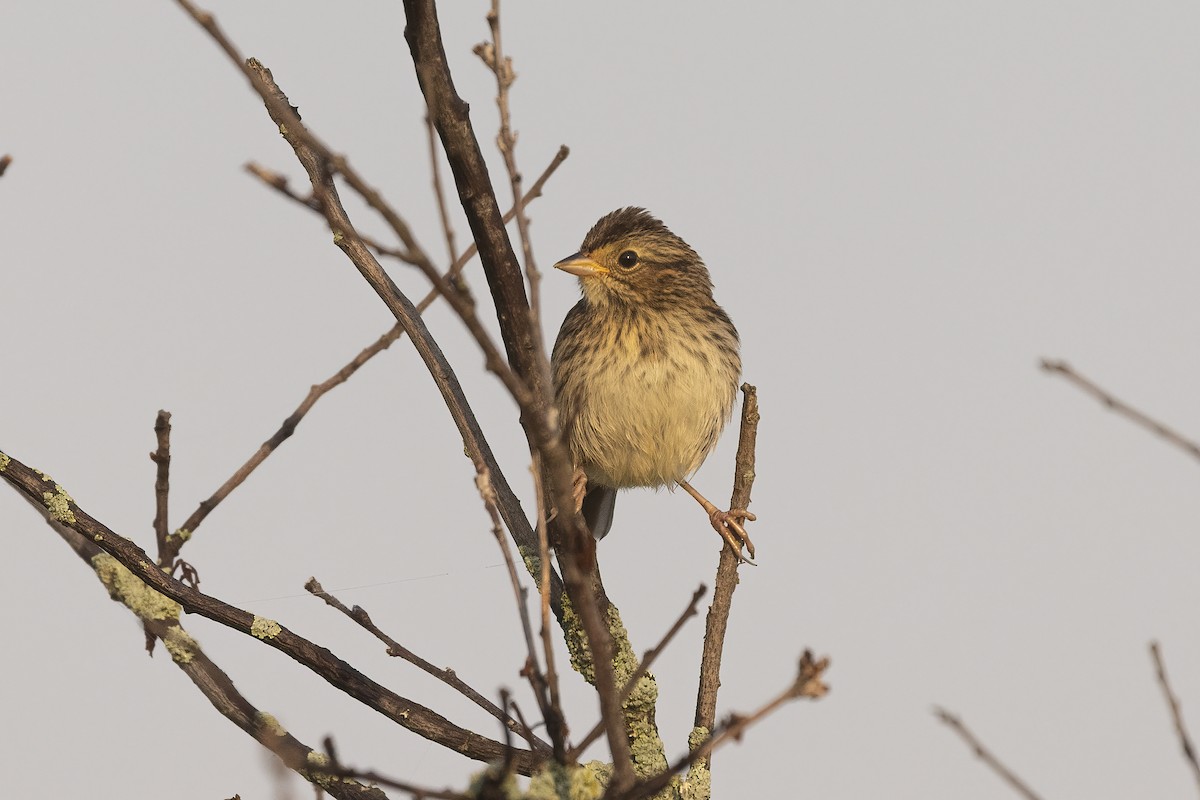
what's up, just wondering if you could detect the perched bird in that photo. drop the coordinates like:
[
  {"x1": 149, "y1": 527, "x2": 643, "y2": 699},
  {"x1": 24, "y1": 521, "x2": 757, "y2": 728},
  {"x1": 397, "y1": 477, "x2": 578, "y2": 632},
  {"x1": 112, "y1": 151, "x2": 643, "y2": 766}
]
[{"x1": 551, "y1": 207, "x2": 755, "y2": 561}]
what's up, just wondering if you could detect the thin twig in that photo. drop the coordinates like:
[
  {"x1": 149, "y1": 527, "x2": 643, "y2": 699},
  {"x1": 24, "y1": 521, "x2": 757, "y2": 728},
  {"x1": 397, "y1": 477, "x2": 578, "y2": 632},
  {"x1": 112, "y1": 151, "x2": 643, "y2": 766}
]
[
  {"x1": 474, "y1": 0, "x2": 556, "y2": 459},
  {"x1": 244, "y1": 162, "x2": 410, "y2": 261},
  {"x1": 694, "y1": 384, "x2": 760, "y2": 757},
  {"x1": 176, "y1": 0, "x2": 537, "y2": 417},
  {"x1": 569, "y1": 584, "x2": 708, "y2": 761},
  {"x1": 304, "y1": 578, "x2": 550, "y2": 756},
  {"x1": 315, "y1": 737, "x2": 465, "y2": 800},
  {"x1": 473, "y1": 466, "x2": 565, "y2": 759},
  {"x1": 179, "y1": 147, "x2": 569, "y2": 549},
  {"x1": 1151, "y1": 641, "x2": 1200, "y2": 794},
  {"x1": 0, "y1": 154, "x2": 12, "y2": 177},
  {"x1": 610, "y1": 651, "x2": 829, "y2": 800},
  {"x1": 150, "y1": 410, "x2": 172, "y2": 563},
  {"x1": 935, "y1": 708, "x2": 1045, "y2": 800},
  {"x1": 1041, "y1": 359, "x2": 1200, "y2": 462},
  {"x1": 529, "y1": 453, "x2": 565, "y2": 761},
  {"x1": 425, "y1": 115, "x2": 459, "y2": 265}
]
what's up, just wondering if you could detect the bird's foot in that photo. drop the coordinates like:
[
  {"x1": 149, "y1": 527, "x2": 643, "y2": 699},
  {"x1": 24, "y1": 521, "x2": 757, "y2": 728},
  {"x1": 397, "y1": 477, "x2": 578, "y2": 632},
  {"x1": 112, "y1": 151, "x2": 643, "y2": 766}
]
[
  {"x1": 709, "y1": 507, "x2": 757, "y2": 565},
  {"x1": 545, "y1": 467, "x2": 589, "y2": 525},
  {"x1": 572, "y1": 467, "x2": 588, "y2": 513},
  {"x1": 678, "y1": 480, "x2": 757, "y2": 565}
]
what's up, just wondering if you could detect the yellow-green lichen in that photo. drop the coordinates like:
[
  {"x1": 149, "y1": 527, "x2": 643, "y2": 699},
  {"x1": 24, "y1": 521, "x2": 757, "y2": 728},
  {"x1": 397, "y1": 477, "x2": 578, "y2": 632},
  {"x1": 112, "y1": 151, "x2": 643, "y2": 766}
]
[
  {"x1": 519, "y1": 544, "x2": 541, "y2": 578},
  {"x1": 678, "y1": 727, "x2": 712, "y2": 800},
  {"x1": 303, "y1": 751, "x2": 357, "y2": 791},
  {"x1": 43, "y1": 484, "x2": 75, "y2": 523},
  {"x1": 255, "y1": 710, "x2": 287, "y2": 738},
  {"x1": 35, "y1": 469, "x2": 52, "y2": 482},
  {"x1": 91, "y1": 553, "x2": 182, "y2": 622},
  {"x1": 0, "y1": 452, "x2": 9, "y2": 471},
  {"x1": 467, "y1": 763, "x2": 520, "y2": 799},
  {"x1": 162, "y1": 625, "x2": 198, "y2": 664},
  {"x1": 169, "y1": 527, "x2": 191, "y2": 544},
  {"x1": 526, "y1": 761, "x2": 608, "y2": 800},
  {"x1": 251, "y1": 616, "x2": 282, "y2": 639}
]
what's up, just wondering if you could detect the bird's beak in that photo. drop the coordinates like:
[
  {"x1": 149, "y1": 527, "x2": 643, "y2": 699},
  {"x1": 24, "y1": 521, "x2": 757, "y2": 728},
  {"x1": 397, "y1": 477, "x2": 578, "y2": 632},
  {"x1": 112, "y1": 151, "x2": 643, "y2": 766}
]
[{"x1": 554, "y1": 252, "x2": 609, "y2": 278}]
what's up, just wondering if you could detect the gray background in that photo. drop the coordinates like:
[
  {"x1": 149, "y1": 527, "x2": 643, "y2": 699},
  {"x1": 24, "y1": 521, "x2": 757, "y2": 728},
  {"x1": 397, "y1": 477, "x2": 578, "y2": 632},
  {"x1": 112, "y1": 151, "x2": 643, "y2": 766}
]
[{"x1": 3, "y1": 2, "x2": 1200, "y2": 797}]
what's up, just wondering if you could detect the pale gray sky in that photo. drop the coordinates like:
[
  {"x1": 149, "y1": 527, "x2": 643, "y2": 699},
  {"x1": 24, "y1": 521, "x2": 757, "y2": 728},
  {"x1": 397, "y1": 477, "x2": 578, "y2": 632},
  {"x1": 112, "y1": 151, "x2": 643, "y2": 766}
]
[{"x1": 4, "y1": 2, "x2": 1200, "y2": 798}]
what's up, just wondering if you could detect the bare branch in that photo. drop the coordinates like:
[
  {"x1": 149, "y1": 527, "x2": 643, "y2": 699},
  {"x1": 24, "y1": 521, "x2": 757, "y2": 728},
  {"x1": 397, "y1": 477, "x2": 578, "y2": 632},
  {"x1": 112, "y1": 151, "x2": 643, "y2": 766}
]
[
  {"x1": 0, "y1": 154, "x2": 12, "y2": 177},
  {"x1": 1151, "y1": 641, "x2": 1200, "y2": 794},
  {"x1": 472, "y1": 466, "x2": 566, "y2": 759},
  {"x1": 425, "y1": 115, "x2": 460, "y2": 265},
  {"x1": 935, "y1": 707, "x2": 1045, "y2": 800},
  {"x1": 695, "y1": 385, "x2": 761, "y2": 744},
  {"x1": 150, "y1": 410, "x2": 173, "y2": 562},
  {"x1": 304, "y1": 577, "x2": 550, "y2": 756},
  {"x1": 179, "y1": 146, "x2": 568, "y2": 550},
  {"x1": 402, "y1": 1, "x2": 633, "y2": 786},
  {"x1": 315, "y1": 737, "x2": 464, "y2": 800},
  {"x1": 1041, "y1": 359, "x2": 1200, "y2": 462},
  {"x1": 11, "y1": 476, "x2": 389, "y2": 800},
  {"x1": 0, "y1": 450, "x2": 543, "y2": 775}
]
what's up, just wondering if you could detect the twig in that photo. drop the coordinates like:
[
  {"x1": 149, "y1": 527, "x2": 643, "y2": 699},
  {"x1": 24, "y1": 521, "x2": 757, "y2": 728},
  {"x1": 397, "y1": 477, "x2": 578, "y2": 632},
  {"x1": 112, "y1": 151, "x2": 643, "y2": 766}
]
[
  {"x1": 935, "y1": 707, "x2": 1045, "y2": 800},
  {"x1": 1151, "y1": 641, "x2": 1200, "y2": 794},
  {"x1": 425, "y1": 116, "x2": 459, "y2": 265},
  {"x1": 569, "y1": 584, "x2": 708, "y2": 761},
  {"x1": 694, "y1": 385, "x2": 760, "y2": 750},
  {"x1": 243, "y1": 162, "x2": 409, "y2": 261},
  {"x1": 1041, "y1": 359, "x2": 1200, "y2": 462},
  {"x1": 150, "y1": 410, "x2": 172, "y2": 563},
  {"x1": 179, "y1": 146, "x2": 569, "y2": 551},
  {"x1": 474, "y1": 0, "x2": 547, "y2": 346},
  {"x1": 0, "y1": 451, "x2": 543, "y2": 775},
  {"x1": 176, "y1": 0, "x2": 538, "y2": 415},
  {"x1": 610, "y1": 651, "x2": 830, "y2": 800},
  {"x1": 529, "y1": 452, "x2": 565, "y2": 761},
  {"x1": 472, "y1": 466, "x2": 565, "y2": 759},
  {"x1": 0, "y1": 154, "x2": 12, "y2": 177},
  {"x1": 174, "y1": 1, "x2": 572, "y2": 623},
  {"x1": 315, "y1": 736, "x2": 468, "y2": 800},
  {"x1": 304, "y1": 578, "x2": 550, "y2": 757}
]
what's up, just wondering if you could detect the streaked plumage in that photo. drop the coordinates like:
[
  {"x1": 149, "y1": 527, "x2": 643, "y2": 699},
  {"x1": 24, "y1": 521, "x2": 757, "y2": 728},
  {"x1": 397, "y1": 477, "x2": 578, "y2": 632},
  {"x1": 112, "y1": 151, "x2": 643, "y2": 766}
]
[{"x1": 551, "y1": 208, "x2": 744, "y2": 549}]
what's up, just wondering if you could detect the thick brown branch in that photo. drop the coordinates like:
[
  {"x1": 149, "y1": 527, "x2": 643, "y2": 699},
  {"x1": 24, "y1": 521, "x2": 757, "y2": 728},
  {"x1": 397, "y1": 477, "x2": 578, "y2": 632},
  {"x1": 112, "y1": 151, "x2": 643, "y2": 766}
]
[
  {"x1": 0, "y1": 451, "x2": 542, "y2": 776},
  {"x1": 401, "y1": 2, "x2": 632, "y2": 786}
]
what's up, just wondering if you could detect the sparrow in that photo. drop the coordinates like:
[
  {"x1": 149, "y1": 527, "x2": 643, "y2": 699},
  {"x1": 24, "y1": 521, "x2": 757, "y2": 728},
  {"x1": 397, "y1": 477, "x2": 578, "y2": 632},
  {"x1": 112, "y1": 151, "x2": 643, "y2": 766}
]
[{"x1": 551, "y1": 207, "x2": 755, "y2": 562}]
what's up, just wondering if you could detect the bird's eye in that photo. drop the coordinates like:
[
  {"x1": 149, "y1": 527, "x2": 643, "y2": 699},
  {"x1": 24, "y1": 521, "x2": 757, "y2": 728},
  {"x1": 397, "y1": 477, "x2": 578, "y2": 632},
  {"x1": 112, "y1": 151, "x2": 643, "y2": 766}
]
[{"x1": 617, "y1": 250, "x2": 639, "y2": 269}]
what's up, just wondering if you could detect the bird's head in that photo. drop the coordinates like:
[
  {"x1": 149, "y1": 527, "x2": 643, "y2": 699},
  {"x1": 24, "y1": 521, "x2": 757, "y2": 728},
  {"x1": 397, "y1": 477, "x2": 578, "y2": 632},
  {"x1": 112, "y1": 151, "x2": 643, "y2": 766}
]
[{"x1": 554, "y1": 207, "x2": 714, "y2": 309}]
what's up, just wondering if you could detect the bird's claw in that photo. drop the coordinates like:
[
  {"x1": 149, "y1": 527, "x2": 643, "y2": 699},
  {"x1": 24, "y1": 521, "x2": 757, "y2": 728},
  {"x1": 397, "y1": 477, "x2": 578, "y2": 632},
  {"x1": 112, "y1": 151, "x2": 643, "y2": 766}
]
[
  {"x1": 710, "y1": 507, "x2": 757, "y2": 565},
  {"x1": 572, "y1": 467, "x2": 588, "y2": 514}
]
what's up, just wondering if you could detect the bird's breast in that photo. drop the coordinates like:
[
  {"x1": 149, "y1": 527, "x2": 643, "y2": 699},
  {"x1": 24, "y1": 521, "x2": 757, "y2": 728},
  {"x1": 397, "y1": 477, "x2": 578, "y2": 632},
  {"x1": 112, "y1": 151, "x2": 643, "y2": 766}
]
[{"x1": 558, "y1": 311, "x2": 740, "y2": 489}]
